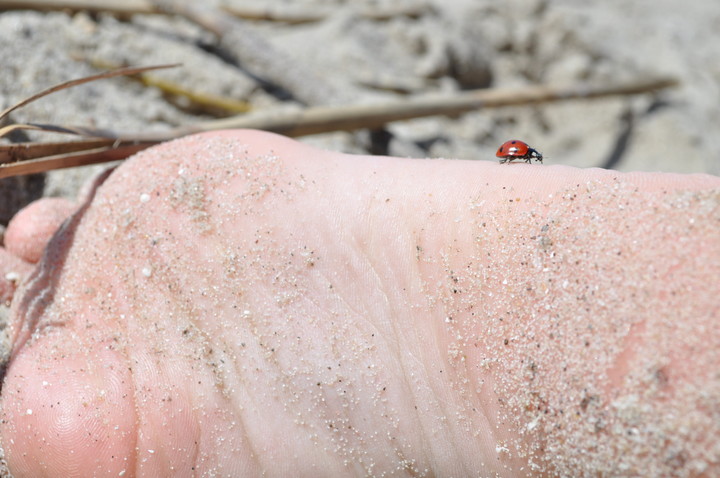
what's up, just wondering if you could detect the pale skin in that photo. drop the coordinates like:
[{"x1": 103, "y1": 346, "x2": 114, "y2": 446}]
[{"x1": 0, "y1": 130, "x2": 718, "y2": 477}]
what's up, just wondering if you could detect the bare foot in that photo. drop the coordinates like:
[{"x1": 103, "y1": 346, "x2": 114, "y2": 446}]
[{"x1": 0, "y1": 130, "x2": 718, "y2": 476}]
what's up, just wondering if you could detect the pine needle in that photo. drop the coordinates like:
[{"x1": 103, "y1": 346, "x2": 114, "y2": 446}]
[{"x1": 0, "y1": 64, "x2": 179, "y2": 123}]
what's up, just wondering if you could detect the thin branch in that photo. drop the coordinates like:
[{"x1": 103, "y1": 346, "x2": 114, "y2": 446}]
[
  {"x1": 0, "y1": 143, "x2": 151, "y2": 179},
  {"x1": 0, "y1": 0, "x2": 156, "y2": 15},
  {"x1": 0, "y1": 138, "x2": 120, "y2": 163},
  {"x1": 0, "y1": 0, "x2": 429, "y2": 23},
  {"x1": 177, "y1": 76, "x2": 680, "y2": 137},
  {"x1": 222, "y1": 3, "x2": 431, "y2": 24}
]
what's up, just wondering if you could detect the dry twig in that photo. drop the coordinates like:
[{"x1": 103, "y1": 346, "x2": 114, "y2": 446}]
[
  {"x1": 0, "y1": 142, "x2": 151, "y2": 178},
  {"x1": 0, "y1": 0, "x2": 155, "y2": 15},
  {"x1": 222, "y1": 3, "x2": 431, "y2": 24},
  {"x1": 0, "y1": 0, "x2": 430, "y2": 23},
  {"x1": 171, "y1": 76, "x2": 681, "y2": 137}
]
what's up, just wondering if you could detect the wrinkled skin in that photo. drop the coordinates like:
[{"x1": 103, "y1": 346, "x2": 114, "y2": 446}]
[{"x1": 0, "y1": 130, "x2": 718, "y2": 477}]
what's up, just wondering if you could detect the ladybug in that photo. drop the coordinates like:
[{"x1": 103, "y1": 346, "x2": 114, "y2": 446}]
[{"x1": 496, "y1": 140, "x2": 543, "y2": 164}]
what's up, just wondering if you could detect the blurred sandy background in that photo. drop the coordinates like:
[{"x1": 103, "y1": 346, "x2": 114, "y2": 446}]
[{"x1": 0, "y1": 0, "x2": 718, "y2": 223}]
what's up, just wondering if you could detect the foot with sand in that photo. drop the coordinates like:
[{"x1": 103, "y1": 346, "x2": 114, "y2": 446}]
[{"x1": 0, "y1": 130, "x2": 718, "y2": 476}]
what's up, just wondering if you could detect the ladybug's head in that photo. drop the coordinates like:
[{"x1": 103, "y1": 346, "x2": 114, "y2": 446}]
[{"x1": 528, "y1": 148, "x2": 543, "y2": 164}]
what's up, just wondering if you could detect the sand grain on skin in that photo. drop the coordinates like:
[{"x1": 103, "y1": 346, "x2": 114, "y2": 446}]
[{"x1": 441, "y1": 179, "x2": 720, "y2": 476}]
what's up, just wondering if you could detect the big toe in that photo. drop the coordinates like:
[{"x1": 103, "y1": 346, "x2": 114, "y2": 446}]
[{"x1": 1, "y1": 330, "x2": 136, "y2": 476}]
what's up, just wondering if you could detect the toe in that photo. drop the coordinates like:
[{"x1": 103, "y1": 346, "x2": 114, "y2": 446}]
[
  {"x1": 0, "y1": 332, "x2": 137, "y2": 476},
  {"x1": 5, "y1": 198, "x2": 77, "y2": 264}
]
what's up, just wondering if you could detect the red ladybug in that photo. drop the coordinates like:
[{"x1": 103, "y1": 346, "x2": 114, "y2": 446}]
[{"x1": 496, "y1": 140, "x2": 543, "y2": 164}]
